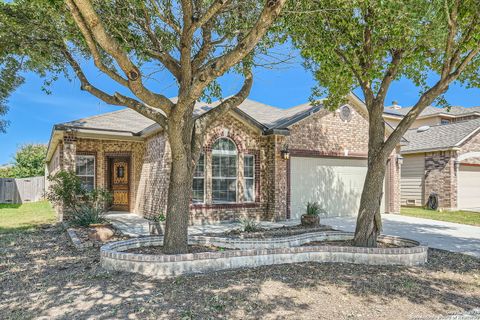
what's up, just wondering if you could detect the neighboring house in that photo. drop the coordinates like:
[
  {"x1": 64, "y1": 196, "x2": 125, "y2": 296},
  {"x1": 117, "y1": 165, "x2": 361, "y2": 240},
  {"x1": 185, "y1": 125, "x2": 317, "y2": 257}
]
[
  {"x1": 384, "y1": 103, "x2": 480, "y2": 129},
  {"x1": 46, "y1": 93, "x2": 401, "y2": 223},
  {"x1": 399, "y1": 118, "x2": 480, "y2": 210}
]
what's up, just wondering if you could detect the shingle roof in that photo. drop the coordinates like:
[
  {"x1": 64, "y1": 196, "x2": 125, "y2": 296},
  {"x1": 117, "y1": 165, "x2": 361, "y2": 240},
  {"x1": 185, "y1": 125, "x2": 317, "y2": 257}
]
[
  {"x1": 56, "y1": 98, "x2": 323, "y2": 134},
  {"x1": 58, "y1": 108, "x2": 156, "y2": 135},
  {"x1": 386, "y1": 105, "x2": 480, "y2": 117},
  {"x1": 402, "y1": 118, "x2": 480, "y2": 153}
]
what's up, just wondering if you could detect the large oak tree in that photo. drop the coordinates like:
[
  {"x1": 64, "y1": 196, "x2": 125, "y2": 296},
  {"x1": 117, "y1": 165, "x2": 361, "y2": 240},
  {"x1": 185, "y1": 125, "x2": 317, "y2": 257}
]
[
  {"x1": 0, "y1": 0, "x2": 286, "y2": 253},
  {"x1": 287, "y1": 0, "x2": 480, "y2": 246}
]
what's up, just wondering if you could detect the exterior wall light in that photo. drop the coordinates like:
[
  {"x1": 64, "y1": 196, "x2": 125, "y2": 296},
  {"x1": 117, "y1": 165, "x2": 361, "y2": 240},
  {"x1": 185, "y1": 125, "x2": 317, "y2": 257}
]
[
  {"x1": 281, "y1": 146, "x2": 290, "y2": 160},
  {"x1": 396, "y1": 155, "x2": 404, "y2": 165}
]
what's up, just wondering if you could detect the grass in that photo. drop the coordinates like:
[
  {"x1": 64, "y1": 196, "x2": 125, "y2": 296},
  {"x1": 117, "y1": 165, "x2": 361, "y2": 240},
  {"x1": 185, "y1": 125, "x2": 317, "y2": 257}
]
[
  {"x1": 400, "y1": 206, "x2": 480, "y2": 226},
  {"x1": 0, "y1": 201, "x2": 56, "y2": 233}
]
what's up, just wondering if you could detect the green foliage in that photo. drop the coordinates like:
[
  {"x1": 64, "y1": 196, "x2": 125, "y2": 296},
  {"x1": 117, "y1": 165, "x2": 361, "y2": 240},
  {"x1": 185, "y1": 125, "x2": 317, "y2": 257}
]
[
  {"x1": 0, "y1": 0, "x2": 284, "y2": 103},
  {"x1": 305, "y1": 201, "x2": 321, "y2": 216},
  {"x1": 46, "y1": 171, "x2": 84, "y2": 211},
  {"x1": 239, "y1": 217, "x2": 260, "y2": 233},
  {"x1": 46, "y1": 170, "x2": 112, "y2": 227},
  {"x1": 69, "y1": 203, "x2": 106, "y2": 227},
  {"x1": 0, "y1": 144, "x2": 47, "y2": 178},
  {"x1": 152, "y1": 213, "x2": 166, "y2": 223},
  {"x1": 0, "y1": 56, "x2": 24, "y2": 133},
  {"x1": 285, "y1": 0, "x2": 480, "y2": 109}
]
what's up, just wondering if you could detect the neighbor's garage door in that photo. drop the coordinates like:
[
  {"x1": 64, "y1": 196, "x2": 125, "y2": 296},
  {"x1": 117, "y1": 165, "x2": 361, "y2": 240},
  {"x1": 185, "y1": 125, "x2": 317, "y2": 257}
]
[
  {"x1": 458, "y1": 164, "x2": 480, "y2": 209},
  {"x1": 290, "y1": 157, "x2": 384, "y2": 219}
]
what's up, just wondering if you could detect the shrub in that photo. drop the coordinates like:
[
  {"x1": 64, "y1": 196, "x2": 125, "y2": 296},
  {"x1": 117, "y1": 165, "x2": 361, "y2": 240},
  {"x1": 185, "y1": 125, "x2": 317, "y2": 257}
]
[
  {"x1": 46, "y1": 171, "x2": 85, "y2": 210},
  {"x1": 70, "y1": 204, "x2": 106, "y2": 227},
  {"x1": 239, "y1": 217, "x2": 259, "y2": 233},
  {"x1": 46, "y1": 170, "x2": 112, "y2": 226},
  {"x1": 305, "y1": 202, "x2": 321, "y2": 216}
]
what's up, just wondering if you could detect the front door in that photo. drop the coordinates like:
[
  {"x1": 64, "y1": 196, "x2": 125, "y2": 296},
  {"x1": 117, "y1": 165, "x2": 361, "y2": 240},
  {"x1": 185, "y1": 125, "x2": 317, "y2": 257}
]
[{"x1": 110, "y1": 157, "x2": 130, "y2": 211}]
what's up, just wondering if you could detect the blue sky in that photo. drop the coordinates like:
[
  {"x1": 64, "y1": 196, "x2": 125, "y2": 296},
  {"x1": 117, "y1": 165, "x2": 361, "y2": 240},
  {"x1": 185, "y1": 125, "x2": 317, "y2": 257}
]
[{"x1": 1, "y1": 52, "x2": 480, "y2": 164}]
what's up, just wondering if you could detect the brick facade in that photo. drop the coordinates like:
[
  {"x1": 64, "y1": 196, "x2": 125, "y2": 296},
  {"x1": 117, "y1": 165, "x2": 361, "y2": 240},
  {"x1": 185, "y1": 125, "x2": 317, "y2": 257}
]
[
  {"x1": 424, "y1": 151, "x2": 458, "y2": 209},
  {"x1": 406, "y1": 130, "x2": 480, "y2": 211},
  {"x1": 47, "y1": 103, "x2": 401, "y2": 223}
]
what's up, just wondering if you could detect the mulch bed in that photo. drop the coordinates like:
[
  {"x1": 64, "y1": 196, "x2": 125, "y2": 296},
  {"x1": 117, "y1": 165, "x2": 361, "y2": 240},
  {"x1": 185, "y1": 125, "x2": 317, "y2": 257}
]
[
  {"x1": 1, "y1": 225, "x2": 479, "y2": 319},
  {"x1": 219, "y1": 224, "x2": 333, "y2": 239},
  {"x1": 125, "y1": 244, "x2": 233, "y2": 255},
  {"x1": 301, "y1": 239, "x2": 399, "y2": 248}
]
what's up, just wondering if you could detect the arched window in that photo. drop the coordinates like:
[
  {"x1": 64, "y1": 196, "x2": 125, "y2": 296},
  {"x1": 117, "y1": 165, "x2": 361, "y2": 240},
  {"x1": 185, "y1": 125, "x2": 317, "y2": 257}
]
[{"x1": 212, "y1": 138, "x2": 237, "y2": 202}]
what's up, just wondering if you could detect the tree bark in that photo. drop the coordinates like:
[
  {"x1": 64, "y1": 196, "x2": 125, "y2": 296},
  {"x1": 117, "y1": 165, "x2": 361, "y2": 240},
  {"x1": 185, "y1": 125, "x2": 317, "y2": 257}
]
[
  {"x1": 353, "y1": 154, "x2": 387, "y2": 247},
  {"x1": 162, "y1": 122, "x2": 194, "y2": 254},
  {"x1": 354, "y1": 99, "x2": 388, "y2": 247}
]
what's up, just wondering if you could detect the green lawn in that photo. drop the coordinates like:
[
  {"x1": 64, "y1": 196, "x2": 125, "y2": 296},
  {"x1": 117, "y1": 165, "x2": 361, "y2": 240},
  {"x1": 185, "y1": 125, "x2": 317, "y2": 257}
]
[
  {"x1": 0, "y1": 201, "x2": 56, "y2": 233},
  {"x1": 399, "y1": 206, "x2": 480, "y2": 226}
]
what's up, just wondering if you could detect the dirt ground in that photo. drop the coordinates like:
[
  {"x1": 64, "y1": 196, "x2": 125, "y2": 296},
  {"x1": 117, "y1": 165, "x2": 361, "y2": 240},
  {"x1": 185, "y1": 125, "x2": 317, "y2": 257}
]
[{"x1": 1, "y1": 226, "x2": 479, "y2": 320}]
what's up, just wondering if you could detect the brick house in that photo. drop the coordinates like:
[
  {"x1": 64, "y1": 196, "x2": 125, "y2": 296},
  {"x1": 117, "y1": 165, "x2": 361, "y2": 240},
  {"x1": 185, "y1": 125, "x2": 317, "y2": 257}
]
[
  {"x1": 398, "y1": 117, "x2": 480, "y2": 210},
  {"x1": 46, "y1": 93, "x2": 401, "y2": 223}
]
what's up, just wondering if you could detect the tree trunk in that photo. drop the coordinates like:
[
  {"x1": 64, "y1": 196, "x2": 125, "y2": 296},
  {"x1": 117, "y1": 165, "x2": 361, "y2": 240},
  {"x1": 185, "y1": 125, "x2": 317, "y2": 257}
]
[
  {"x1": 353, "y1": 97, "x2": 389, "y2": 247},
  {"x1": 162, "y1": 126, "x2": 194, "y2": 254},
  {"x1": 354, "y1": 153, "x2": 387, "y2": 247}
]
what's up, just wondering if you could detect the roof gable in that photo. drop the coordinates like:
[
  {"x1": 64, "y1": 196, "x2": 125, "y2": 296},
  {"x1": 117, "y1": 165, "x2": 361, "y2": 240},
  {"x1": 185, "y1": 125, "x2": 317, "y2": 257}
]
[{"x1": 402, "y1": 118, "x2": 480, "y2": 153}]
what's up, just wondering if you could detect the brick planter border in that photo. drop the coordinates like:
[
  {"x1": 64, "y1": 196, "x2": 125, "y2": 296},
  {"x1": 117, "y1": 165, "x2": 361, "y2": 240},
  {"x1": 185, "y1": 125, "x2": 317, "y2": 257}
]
[
  {"x1": 67, "y1": 228, "x2": 93, "y2": 250},
  {"x1": 100, "y1": 231, "x2": 428, "y2": 278}
]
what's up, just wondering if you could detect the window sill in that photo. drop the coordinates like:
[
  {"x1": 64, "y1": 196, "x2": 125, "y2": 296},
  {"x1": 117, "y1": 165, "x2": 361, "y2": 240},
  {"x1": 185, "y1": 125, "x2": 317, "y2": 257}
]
[{"x1": 190, "y1": 202, "x2": 260, "y2": 209}]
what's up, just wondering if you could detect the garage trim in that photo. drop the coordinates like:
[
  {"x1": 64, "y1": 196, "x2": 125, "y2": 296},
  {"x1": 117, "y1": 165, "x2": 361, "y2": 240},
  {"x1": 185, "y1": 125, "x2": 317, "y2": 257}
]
[{"x1": 286, "y1": 149, "x2": 368, "y2": 219}]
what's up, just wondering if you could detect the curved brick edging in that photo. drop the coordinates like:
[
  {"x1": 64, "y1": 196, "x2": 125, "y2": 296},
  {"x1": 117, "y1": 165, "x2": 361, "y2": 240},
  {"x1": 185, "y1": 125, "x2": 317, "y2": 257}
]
[{"x1": 100, "y1": 232, "x2": 428, "y2": 278}]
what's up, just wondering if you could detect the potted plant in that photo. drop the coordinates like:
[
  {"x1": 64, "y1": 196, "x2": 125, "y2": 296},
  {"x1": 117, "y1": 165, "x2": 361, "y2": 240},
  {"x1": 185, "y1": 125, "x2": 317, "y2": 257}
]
[
  {"x1": 149, "y1": 213, "x2": 166, "y2": 235},
  {"x1": 301, "y1": 202, "x2": 321, "y2": 227}
]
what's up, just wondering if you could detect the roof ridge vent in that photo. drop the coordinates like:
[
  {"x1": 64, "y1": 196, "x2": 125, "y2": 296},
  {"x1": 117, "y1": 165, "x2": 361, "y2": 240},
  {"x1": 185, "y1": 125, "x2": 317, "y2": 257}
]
[{"x1": 417, "y1": 125, "x2": 430, "y2": 133}]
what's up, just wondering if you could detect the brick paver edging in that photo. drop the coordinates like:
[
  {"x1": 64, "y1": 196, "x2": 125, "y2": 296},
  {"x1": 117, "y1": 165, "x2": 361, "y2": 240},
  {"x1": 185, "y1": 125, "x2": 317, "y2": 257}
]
[
  {"x1": 100, "y1": 231, "x2": 428, "y2": 278},
  {"x1": 67, "y1": 228, "x2": 93, "y2": 250}
]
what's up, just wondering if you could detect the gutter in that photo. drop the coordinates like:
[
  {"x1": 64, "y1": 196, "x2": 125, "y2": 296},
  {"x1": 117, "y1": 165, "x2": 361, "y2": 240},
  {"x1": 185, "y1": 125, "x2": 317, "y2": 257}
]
[{"x1": 401, "y1": 146, "x2": 461, "y2": 155}]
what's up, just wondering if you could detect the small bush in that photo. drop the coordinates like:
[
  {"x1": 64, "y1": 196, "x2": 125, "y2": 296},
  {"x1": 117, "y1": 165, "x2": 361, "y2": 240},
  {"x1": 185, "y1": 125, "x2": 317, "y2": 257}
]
[
  {"x1": 239, "y1": 217, "x2": 259, "y2": 233},
  {"x1": 70, "y1": 204, "x2": 106, "y2": 227},
  {"x1": 46, "y1": 170, "x2": 112, "y2": 227},
  {"x1": 306, "y1": 202, "x2": 321, "y2": 216}
]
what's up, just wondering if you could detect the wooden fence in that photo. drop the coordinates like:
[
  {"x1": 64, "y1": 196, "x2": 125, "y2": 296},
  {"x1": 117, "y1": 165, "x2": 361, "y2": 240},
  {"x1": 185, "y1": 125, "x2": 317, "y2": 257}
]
[{"x1": 0, "y1": 176, "x2": 45, "y2": 204}]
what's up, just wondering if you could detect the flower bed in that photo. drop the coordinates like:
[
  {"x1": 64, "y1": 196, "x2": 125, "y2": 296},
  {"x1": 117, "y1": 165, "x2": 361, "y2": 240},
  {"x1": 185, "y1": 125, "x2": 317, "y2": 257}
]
[{"x1": 100, "y1": 231, "x2": 428, "y2": 278}]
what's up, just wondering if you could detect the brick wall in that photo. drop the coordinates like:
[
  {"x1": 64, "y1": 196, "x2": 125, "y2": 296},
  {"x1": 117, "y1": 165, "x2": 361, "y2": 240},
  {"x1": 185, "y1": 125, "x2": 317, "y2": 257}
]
[
  {"x1": 424, "y1": 151, "x2": 457, "y2": 209},
  {"x1": 459, "y1": 130, "x2": 480, "y2": 164},
  {"x1": 137, "y1": 113, "x2": 273, "y2": 223},
  {"x1": 275, "y1": 103, "x2": 400, "y2": 218}
]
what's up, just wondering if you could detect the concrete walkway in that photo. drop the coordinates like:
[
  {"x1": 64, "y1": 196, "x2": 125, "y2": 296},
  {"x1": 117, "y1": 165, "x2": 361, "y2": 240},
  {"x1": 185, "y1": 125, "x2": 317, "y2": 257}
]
[
  {"x1": 105, "y1": 212, "x2": 298, "y2": 237},
  {"x1": 323, "y1": 214, "x2": 480, "y2": 257}
]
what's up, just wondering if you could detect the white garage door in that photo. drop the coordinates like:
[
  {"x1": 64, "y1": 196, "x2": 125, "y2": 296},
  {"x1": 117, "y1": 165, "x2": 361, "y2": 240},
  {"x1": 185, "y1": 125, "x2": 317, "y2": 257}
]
[
  {"x1": 290, "y1": 157, "x2": 385, "y2": 219},
  {"x1": 458, "y1": 165, "x2": 480, "y2": 209}
]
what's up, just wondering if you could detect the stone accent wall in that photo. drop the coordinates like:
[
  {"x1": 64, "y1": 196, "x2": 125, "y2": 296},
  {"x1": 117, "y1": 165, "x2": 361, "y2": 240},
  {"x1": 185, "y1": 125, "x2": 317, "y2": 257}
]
[{"x1": 424, "y1": 151, "x2": 458, "y2": 209}]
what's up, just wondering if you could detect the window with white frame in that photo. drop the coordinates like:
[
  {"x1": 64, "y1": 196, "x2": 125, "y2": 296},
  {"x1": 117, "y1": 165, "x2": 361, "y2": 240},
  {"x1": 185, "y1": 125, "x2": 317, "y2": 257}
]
[
  {"x1": 212, "y1": 138, "x2": 237, "y2": 203},
  {"x1": 192, "y1": 153, "x2": 205, "y2": 203},
  {"x1": 244, "y1": 154, "x2": 255, "y2": 202},
  {"x1": 75, "y1": 155, "x2": 95, "y2": 191}
]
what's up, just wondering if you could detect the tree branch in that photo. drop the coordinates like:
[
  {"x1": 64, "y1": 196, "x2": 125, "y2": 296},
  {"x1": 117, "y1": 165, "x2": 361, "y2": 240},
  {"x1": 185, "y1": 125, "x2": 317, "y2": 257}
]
[
  {"x1": 68, "y1": 0, "x2": 174, "y2": 114},
  {"x1": 65, "y1": 0, "x2": 128, "y2": 87},
  {"x1": 192, "y1": 0, "x2": 286, "y2": 98},
  {"x1": 194, "y1": 0, "x2": 230, "y2": 30},
  {"x1": 377, "y1": 50, "x2": 404, "y2": 101},
  {"x1": 61, "y1": 46, "x2": 167, "y2": 126}
]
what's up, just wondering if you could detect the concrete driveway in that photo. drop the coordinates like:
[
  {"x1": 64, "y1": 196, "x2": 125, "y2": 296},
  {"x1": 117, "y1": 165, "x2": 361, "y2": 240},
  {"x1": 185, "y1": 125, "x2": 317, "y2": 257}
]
[{"x1": 323, "y1": 214, "x2": 480, "y2": 257}]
